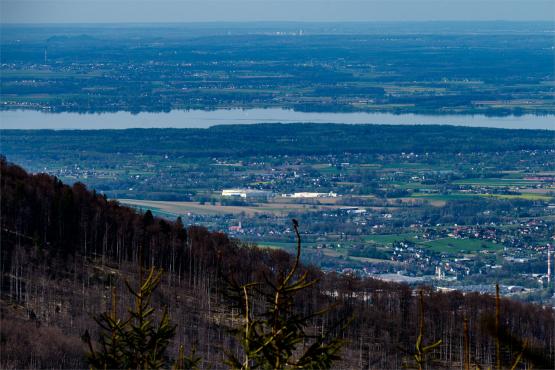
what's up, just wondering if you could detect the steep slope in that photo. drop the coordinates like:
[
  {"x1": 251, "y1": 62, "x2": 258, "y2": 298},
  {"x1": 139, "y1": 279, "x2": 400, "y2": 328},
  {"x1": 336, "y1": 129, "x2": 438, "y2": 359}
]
[{"x1": 1, "y1": 158, "x2": 554, "y2": 369}]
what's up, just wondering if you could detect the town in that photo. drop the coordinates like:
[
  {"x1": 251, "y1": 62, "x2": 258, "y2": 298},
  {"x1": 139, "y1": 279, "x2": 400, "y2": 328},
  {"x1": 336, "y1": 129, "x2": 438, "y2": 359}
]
[{"x1": 2, "y1": 125, "x2": 554, "y2": 305}]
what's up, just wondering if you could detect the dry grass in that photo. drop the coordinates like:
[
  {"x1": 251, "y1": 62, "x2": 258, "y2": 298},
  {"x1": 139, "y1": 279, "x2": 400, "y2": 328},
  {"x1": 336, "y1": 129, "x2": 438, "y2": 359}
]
[{"x1": 118, "y1": 199, "x2": 343, "y2": 216}]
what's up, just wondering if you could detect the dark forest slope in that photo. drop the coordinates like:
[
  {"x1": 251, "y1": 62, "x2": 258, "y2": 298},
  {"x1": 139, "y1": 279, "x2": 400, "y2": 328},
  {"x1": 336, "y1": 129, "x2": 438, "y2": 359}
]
[{"x1": 1, "y1": 158, "x2": 554, "y2": 369}]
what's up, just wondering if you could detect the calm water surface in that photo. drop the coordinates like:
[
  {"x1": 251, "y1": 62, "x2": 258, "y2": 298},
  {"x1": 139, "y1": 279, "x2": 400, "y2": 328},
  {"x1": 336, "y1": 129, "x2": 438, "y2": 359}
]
[{"x1": 0, "y1": 109, "x2": 553, "y2": 130}]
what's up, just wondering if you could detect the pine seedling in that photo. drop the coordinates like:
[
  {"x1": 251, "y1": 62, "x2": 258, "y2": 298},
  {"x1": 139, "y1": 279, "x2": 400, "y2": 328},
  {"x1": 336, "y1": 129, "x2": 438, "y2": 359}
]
[
  {"x1": 173, "y1": 344, "x2": 201, "y2": 370},
  {"x1": 225, "y1": 219, "x2": 349, "y2": 369},
  {"x1": 84, "y1": 267, "x2": 200, "y2": 369}
]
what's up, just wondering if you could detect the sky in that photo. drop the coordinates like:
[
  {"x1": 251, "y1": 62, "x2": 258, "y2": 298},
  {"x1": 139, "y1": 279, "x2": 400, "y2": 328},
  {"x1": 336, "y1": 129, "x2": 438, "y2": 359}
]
[{"x1": 1, "y1": 0, "x2": 554, "y2": 24}]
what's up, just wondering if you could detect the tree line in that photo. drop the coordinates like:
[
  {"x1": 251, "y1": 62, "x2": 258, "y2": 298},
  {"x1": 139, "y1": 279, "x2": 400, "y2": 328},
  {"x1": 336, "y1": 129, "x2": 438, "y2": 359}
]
[{"x1": 2, "y1": 124, "x2": 555, "y2": 161}]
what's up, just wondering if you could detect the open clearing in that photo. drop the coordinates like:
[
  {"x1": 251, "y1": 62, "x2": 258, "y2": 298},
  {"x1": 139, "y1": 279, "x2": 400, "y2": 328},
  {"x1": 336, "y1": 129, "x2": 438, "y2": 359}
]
[
  {"x1": 419, "y1": 238, "x2": 501, "y2": 253},
  {"x1": 118, "y1": 199, "x2": 343, "y2": 216},
  {"x1": 364, "y1": 233, "x2": 502, "y2": 254},
  {"x1": 364, "y1": 233, "x2": 418, "y2": 245},
  {"x1": 453, "y1": 178, "x2": 543, "y2": 187}
]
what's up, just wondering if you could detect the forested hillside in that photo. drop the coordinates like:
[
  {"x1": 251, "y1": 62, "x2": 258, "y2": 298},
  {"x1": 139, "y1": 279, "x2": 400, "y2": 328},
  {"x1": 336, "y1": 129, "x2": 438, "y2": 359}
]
[
  {"x1": 1, "y1": 158, "x2": 554, "y2": 369},
  {"x1": 3, "y1": 124, "x2": 555, "y2": 159}
]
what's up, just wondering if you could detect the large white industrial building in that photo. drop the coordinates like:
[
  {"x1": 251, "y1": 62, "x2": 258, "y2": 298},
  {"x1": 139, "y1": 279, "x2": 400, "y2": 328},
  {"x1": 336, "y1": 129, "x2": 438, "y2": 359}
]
[
  {"x1": 221, "y1": 189, "x2": 272, "y2": 198},
  {"x1": 282, "y1": 192, "x2": 338, "y2": 198}
]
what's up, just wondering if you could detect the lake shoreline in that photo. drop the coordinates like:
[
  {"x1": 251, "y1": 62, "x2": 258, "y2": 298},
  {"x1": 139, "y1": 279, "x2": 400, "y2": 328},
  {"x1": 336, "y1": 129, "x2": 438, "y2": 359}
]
[{"x1": 1, "y1": 108, "x2": 554, "y2": 130}]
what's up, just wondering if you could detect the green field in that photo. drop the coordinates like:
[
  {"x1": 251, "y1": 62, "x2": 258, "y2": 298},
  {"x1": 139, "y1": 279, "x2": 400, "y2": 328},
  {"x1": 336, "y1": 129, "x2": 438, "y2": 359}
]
[
  {"x1": 364, "y1": 233, "x2": 418, "y2": 245},
  {"x1": 313, "y1": 164, "x2": 340, "y2": 174},
  {"x1": 381, "y1": 163, "x2": 434, "y2": 170},
  {"x1": 411, "y1": 193, "x2": 478, "y2": 201},
  {"x1": 364, "y1": 233, "x2": 502, "y2": 254},
  {"x1": 254, "y1": 242, "x2": 294, "y2": 249},
  {"x1": 479, "y1": 193, "x2": 552, "y2": 201},
  {"x1": 453, "y1": 178, "x2": 541, "y2": 187},
  {"x1": 259, "y1": 234, "x2": 501, "y2": 257},
  {"x1": 419, "y1": 238, "x2": 501, "y2": 253},
  {"x1": 411, "y1": 192, "x2": 552, "y2": 202}
]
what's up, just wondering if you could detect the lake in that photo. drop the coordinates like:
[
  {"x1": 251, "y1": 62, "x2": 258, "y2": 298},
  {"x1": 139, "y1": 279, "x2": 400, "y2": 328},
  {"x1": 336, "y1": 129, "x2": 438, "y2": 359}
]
[{"x1": 0, "y1": 108, "x2": 553, "y2": 130}]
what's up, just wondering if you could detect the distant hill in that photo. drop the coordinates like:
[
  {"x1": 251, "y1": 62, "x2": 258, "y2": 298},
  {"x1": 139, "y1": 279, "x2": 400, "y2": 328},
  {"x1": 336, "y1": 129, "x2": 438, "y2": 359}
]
[{"x1": 1, "y1": 158, "x2": 553, "y2": 369}]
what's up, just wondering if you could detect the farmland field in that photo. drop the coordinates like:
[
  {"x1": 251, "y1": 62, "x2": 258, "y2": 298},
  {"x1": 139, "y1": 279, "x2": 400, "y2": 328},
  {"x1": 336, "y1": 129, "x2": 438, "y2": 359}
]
[
  {"x1": 364, "y1": 233, "x2": 418, "y2": 245},
  {"x1": 119, "y1": 198, "x2": 343, "y2": 217},
  {"x1": 453, "y1": 178, "x2": 544, "y2": 187},
  {"x1": 418, "y1": 238, "x2": 501, "y2": 253}
]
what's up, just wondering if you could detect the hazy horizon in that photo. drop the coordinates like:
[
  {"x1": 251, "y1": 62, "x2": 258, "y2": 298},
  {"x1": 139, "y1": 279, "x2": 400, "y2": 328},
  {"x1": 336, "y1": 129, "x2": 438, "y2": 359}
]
[{"x1": 2, "y1": 0, "x2": 554, "y2": 24}]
